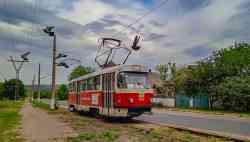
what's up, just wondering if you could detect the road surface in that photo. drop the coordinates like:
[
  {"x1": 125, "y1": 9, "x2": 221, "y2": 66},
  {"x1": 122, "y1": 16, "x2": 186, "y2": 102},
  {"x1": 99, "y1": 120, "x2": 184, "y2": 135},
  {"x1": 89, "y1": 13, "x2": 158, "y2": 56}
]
[
  {"x1": 42, "y1": 99, "x2": 250, "y2": 141},
  {"x1": 135, "y1": 112, "x2": 250, "y2": 141}
]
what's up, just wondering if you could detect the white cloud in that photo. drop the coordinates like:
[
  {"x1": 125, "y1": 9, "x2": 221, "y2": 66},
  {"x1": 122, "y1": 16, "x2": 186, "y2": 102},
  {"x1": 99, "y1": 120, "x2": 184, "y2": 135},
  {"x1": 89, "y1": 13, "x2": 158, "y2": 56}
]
[
  {"x1": 1, "y1": 0, "x2": 250, "y2": 84},
  {"x1": 59, "y1": 0, "x2": 114, "y2": 25}
]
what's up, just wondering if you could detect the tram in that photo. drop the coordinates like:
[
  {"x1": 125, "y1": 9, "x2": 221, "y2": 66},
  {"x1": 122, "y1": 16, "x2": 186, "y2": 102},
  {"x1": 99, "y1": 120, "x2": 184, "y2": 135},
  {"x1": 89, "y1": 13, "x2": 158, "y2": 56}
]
[{"x1": 68, "y1": 64, "x2": 154, "y2": 118}]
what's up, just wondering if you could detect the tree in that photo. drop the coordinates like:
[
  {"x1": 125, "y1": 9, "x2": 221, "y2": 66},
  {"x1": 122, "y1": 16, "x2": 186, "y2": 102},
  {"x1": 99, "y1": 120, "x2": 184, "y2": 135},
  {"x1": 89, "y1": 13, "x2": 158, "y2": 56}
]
[
  {"x1": 215, "y1": 76, "x2": 250, "y2": 111},
  {"x1": 56, "y1": 84, "x2": 68, "y2": 100},
  {"x1": 4, "y1": 79, "x2": 26, "y2": 100},
  {"x1": 0, "y1": 82, "x2": 5, "y2": 100},
  {"x1": 156, "y1": 64, "x2": 168, "y2": 81},
  {"x1": 175, "y1": 42, "x2": 250, "y2": 111},
  {"x1": 68, "y1": 66, "x2": 94, "y2": 81}
]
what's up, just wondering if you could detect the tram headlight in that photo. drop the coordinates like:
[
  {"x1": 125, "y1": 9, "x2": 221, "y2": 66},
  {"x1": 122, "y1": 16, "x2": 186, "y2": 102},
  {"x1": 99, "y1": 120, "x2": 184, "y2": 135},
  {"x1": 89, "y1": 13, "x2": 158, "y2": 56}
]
[
  {"x1": 129, "y1": 98, "x2": 134, "y2": 103},
  {"x1": 150, "y1": 98, "x2": 154, "y2": 103}
]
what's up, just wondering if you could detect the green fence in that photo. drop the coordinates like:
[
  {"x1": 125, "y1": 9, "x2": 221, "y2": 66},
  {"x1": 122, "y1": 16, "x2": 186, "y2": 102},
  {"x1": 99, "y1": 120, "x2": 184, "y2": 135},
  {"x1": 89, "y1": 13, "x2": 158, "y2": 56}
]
[{"x1": 176, "y1": 93, "x2": 209, "y2": 109}]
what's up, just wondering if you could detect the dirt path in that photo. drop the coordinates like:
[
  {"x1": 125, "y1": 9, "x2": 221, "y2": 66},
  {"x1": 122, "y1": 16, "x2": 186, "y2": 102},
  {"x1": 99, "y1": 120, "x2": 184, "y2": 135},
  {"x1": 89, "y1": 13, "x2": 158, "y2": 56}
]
[{"x1": 20, "y1": 102, "x2": 76, "y2": 142}]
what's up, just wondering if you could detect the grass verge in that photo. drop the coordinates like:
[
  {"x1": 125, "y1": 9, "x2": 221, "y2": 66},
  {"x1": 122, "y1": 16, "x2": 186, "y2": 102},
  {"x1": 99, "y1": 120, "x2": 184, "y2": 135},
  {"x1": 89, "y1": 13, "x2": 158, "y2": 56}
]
[
  {"x1": 32, "y1": 100, "x2": 57, "y2": 113},
  {"x1": 0, "y1": 100, "x2": 24, "y2": 142}
]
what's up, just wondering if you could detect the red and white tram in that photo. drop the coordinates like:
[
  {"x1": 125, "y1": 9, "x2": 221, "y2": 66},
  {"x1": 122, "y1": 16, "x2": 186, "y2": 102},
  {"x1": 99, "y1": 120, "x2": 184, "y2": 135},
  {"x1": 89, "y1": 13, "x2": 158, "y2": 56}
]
[{"x1": 68, "y1": 65, "x2": 154, "y2": 118}]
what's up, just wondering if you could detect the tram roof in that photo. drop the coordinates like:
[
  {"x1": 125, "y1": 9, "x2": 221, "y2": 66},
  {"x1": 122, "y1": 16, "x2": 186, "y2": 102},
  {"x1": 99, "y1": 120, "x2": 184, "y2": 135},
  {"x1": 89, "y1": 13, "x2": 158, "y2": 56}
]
[{"x1": 70, "y1": 64, "x2": 148, "y2": 83}]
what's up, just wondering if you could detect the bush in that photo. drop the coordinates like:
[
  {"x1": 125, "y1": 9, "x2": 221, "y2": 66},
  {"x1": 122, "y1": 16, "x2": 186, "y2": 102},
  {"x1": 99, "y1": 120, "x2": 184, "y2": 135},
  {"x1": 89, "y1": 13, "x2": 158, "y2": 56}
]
[
  {"x1": 56, "y1": 84, "x2": 68, "y2": 100},
  {"x1": 216, "y1": 76, "x2": 250, "y2": 112},
  {"x1": 3, "y1": 79, "x2": 26, "y2": 100},
  {"x1": 0, "y1": 82, "x2": 5, "y2": 100}
]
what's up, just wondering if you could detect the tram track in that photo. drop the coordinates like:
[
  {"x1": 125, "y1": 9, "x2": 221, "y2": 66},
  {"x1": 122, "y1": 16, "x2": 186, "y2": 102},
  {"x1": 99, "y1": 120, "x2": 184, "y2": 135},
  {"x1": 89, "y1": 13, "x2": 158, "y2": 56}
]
[{"x1": 41, "y1": 99, "x2": 250, "y2": 141}]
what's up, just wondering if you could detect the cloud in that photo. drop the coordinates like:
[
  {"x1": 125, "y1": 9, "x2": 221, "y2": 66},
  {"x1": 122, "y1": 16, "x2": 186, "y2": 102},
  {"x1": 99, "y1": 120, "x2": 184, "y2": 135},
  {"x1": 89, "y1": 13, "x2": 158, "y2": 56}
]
[{"x1": 0, "y1": 0, "x2": 250, "y2": 84}]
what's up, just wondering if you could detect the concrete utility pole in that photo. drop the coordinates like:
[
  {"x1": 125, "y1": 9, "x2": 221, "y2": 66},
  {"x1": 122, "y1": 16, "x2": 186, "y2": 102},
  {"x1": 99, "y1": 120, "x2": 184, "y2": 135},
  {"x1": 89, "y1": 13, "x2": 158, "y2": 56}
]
[
  {"x1": 51, "y1": 34, "x2": 57, "y2": 109},
  {"x1": 8, "y1": 52, "x2": 31, "y2": 101},
  {"x1": 37, "y1": 63, "x2": 41, "y2": 102},
  {"x1": 43, "y1": 26, "x2": 57, "y2": 109},
  {"x1": 43, "y1": 26, "x2": 69, "y2": 109},
  {"x1": 31, "y1": 74, "x2": 36, "y2": 102}
]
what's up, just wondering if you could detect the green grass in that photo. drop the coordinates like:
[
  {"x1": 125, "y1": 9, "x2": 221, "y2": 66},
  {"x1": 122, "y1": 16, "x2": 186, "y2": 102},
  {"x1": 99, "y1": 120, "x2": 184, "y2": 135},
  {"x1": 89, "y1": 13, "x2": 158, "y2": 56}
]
[
  {"x1": 0, "y1": 100, "x2": 24, "y2": 142},
  {"x1": 67, "y1": 130, "x2": 119, "y2": 142},
  {"x1": 32, "y1": 100, "x2": 56, "y2": 112}
]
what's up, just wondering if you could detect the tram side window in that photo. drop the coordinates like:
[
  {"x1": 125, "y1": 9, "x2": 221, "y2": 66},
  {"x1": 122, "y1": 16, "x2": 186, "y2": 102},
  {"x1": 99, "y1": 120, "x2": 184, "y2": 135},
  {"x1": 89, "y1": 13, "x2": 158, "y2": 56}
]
[
  {"x1": 87, "y1": 78, "x2": 94, "y2": 90},
  {"x1": 81, "y1": 80, "x2": 86, "y2": 91},
  {"x1": 94, "y1": 76, "x2": 100, "y2": 90},
  {"x1": 72, "y1": 82, "x2": 76, "y2": 92}
]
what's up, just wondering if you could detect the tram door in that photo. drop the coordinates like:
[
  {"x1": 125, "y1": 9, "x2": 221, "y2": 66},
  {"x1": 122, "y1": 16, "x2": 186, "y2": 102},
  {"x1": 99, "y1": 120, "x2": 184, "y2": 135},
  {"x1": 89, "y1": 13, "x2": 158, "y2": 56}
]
[
  {"x1": 76, "y1": 81, "x2": 81, "y2": 106},
  {"x1": 102, "y1": 73, "x2": 114, "y2": 116}
]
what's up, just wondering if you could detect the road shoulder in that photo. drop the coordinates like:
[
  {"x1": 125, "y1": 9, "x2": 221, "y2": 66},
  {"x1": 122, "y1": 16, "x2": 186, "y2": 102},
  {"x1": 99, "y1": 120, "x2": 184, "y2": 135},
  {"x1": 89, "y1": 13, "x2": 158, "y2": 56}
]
[{"x1": 20, "y1": 102, "x2": 76, "y2": 142}]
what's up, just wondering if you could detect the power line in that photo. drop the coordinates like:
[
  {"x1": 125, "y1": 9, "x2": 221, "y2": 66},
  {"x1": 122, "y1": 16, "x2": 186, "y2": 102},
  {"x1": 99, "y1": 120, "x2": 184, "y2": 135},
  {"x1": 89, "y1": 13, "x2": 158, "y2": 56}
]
[{"x1": 110, "y1": 0, "x2": 169, "y2": 38}]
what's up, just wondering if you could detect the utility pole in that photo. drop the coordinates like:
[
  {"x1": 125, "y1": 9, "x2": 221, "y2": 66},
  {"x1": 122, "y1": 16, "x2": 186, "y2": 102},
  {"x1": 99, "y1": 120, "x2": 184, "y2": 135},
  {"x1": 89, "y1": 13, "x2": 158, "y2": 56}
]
[
  {"x1": 51, "y1": 34, "x2": 57, "y2": 109},
  {"x1": 8, "y1": 53, "x2": 31, "y2": 101},
  {"x1": 43, "y1": 26, "x2": 57, "y2": 109},
  {"x1": 43, "y1": 26, "x2": 68, "y2": 109},
  {"x1": 31, "y1": 74, "x2": 36, "y2": 102},
  {"x1": 37, "y1": 63, "x2": 41, "y2": 102}
]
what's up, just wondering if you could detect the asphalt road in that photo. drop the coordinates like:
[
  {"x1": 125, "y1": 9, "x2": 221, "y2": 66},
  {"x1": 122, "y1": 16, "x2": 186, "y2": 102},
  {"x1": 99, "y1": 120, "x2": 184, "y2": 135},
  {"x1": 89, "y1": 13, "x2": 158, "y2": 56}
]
[
  {"x1": 136, "y1": 112, "x2": 250, "y2": 140},
  {"x1": 42, "y1": 99, "x2": 250, "y2": 141}
]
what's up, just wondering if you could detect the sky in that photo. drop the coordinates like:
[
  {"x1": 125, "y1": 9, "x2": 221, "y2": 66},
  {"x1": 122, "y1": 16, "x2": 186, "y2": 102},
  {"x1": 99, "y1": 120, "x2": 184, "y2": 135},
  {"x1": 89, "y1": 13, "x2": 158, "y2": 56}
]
[{"x1": 0, "y1": 0, "x2": 250, "y2": 84}]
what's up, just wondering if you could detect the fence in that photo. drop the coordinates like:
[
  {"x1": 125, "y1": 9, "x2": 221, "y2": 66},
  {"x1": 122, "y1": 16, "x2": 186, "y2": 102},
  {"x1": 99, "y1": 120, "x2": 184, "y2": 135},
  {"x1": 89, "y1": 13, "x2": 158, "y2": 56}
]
[
  {"x1": 176, "y1": 93, "x2": 209, "y2": 109},
  {"x1": 152, "y1": 97, "x2": 175, "y2": 108}
]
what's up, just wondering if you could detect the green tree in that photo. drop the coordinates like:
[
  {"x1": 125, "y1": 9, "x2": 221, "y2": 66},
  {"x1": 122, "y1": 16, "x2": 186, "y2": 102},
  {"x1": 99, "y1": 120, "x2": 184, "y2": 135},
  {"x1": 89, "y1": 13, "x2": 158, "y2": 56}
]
[
  {"x1": 68, "y1": 66, "x2": 94, "y2": 81},
  {"x1": 0, "y1": 82, "x2": 5, "y2": 100},
  {"x1": 175, "y1": 42, "x2": 250, "y2": 111},
  {"x1": 57, "y1": 84, "x2": 68, "y2": 100},
  {"x1": 4, "y1": 79, "x2": 26, "y2": 100},
  {"x1": 156, "y1": 64, "x2": 168, "y2": 81},
  {"x1": 215, "y1": 76, "x2": 250, "y2": 111}
]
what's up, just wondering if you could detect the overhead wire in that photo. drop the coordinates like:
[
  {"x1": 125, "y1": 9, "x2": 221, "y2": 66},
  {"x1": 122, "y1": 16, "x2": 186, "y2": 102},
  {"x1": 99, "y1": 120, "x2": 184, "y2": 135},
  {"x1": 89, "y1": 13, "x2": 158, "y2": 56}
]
[{"x1": 110, "y1": 0, "x2": 169, "y2": 39}]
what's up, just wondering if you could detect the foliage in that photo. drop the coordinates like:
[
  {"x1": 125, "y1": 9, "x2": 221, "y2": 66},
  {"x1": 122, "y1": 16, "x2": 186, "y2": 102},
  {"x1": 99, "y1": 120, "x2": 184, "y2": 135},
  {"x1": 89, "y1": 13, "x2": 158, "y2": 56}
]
[
  {"x1": 32, "y1": 100, "x2": 51, "y2": 111},
  {"x1": 56, "y1": 84, "x2": 68, "y2": 100},
  {"x1": 155, "y1": 62, "x2": 177, "y2": 96},
  {"x1": 0, "y1": 82, "x2": 5, "y2": 100},
  {"x1": 156, "y1": 64, "x2": 168, "y2": 80},
  {"x1": 2, "y1": 79, "x2": 26, "y2": 100},
  {"x1": 215, "y1": 76, "x2": 250, "y2": 111},
  {"x1": 68, "y1": 65, "x2": 95, "y2": 81},
  {"x1": 175, "y1": 42, "x2": 250, "y2": 111},
  {"x1": 33, "y1": 90, "x2": 51, "y2": 99}
]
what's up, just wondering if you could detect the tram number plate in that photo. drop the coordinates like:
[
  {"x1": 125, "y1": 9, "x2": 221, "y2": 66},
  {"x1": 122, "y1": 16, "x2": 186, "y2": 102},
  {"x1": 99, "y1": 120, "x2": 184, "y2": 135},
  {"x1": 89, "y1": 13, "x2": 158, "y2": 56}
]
[{"x1": 92, "y1": 94, "x2": 99, "y2": 105}]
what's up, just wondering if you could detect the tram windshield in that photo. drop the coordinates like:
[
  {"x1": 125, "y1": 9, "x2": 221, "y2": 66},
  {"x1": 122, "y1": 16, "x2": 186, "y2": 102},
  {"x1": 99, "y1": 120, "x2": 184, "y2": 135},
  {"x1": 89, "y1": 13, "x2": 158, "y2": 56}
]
[{"x1": 117, "y1": 72, "x2": 150, "y2": 89}]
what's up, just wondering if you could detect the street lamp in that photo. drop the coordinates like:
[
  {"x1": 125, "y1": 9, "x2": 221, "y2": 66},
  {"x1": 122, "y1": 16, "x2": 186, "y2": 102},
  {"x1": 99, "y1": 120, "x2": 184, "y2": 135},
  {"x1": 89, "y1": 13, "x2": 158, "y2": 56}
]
[
  {"x1": 43, "y1": 26, "x2": 57, "y2": 109},
  {"x1": 43, "y1": 26, "x2": 69, "y2": 109},
  {"x1": 57, "y1": 62, "x2": 69, "y2": 68}
]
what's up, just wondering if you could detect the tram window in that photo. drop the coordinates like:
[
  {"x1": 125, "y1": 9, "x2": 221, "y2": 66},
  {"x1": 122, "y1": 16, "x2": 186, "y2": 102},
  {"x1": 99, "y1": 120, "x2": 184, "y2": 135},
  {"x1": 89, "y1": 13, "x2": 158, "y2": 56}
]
[
  {"x1": 117, "y1": 72, "x2": 127, "y2": 88},
  {"x1": 87, "y1": 78, "x2": 94, "y2": 90},
  {"x1": 94, "y1": 76, "x2": 100, "y2": 90},
  {"x1": 81, "y1": 80, "x2": 86, "y2": 91},
  {"x1": 117, "y1": 72, "x2": 149, "y2": 89}
]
